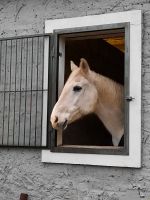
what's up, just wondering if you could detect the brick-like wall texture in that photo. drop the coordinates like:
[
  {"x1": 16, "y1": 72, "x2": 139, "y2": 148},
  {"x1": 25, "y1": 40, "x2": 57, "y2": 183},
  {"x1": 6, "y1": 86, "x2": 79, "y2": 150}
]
[{"x1": 0, "y1": 0, "x2": 149, "y2": 199}]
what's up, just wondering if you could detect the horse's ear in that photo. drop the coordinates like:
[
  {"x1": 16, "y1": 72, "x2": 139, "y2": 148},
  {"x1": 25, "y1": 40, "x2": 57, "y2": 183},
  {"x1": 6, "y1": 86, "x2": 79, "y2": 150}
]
[
  {"x1": 70, "y1": 61, "x2": 78, "y2": 71},
  {"x1": 79, "y1": 58, "x2": 90, "y2": 74}
]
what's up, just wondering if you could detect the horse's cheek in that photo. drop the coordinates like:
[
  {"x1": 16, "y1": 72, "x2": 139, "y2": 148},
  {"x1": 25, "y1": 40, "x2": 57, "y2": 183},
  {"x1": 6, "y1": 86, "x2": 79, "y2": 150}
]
[
  {"x1": 80, "y1": 96, "x2": 94, "y2": 114},
  {"x1": 85, "y1": 88, "x2": 98, "y2": 113}
]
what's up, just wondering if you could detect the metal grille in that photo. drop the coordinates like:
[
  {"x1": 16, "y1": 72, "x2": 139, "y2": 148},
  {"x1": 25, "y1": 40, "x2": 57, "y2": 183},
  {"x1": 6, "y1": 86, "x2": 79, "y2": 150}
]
[{"x1": 0, "y1": 35, "x2": 49, "y2": 147}]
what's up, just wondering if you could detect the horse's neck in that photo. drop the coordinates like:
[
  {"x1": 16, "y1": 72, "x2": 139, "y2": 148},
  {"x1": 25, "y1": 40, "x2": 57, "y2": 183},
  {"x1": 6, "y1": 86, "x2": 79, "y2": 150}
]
[
  {"x1": 89, "y1": 70, "x2": 123, "y2": 112},
  {"x1": 89, "y1": 71, "x2": 124, "y2": 143}
]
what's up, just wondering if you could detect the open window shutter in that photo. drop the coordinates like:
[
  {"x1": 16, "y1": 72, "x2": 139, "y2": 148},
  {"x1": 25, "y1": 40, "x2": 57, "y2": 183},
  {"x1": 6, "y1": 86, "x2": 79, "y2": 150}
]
[
  {"x1": 48, "y1": 32, "x2": 58, "y2": 150},
  {"x1": 0, "y1": 34, "x2": 51, "y2": 148}
]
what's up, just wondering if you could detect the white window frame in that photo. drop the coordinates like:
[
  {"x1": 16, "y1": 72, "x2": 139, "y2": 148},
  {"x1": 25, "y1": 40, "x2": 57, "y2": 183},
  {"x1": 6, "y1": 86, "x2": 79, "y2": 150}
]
[{"x1": 42, "y1": 10, "x2": 142, "y2": 168}]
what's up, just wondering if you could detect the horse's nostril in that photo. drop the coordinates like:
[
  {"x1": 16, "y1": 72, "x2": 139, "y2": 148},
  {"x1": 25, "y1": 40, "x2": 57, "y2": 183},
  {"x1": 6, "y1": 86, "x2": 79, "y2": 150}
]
[{"x1": 54, "y1": 116, "x2": 58, "y2": 123}]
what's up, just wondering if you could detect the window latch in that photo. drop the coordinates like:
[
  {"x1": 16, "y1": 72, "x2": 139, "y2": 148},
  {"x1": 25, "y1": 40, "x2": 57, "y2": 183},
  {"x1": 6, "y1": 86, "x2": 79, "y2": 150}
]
[
  {"x1": 59, "y1": 52, "x2": 62, "y2": 57},
  {"x1": 125, "y1": 96, "x2": 135, "y2": 101}
]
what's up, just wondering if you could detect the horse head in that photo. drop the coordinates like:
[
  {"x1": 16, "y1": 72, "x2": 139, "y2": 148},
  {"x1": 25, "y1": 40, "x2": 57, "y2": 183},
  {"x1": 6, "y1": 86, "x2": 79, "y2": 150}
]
[{"x1": 50, "y1": 58, "x2": 98, "y2": 130}]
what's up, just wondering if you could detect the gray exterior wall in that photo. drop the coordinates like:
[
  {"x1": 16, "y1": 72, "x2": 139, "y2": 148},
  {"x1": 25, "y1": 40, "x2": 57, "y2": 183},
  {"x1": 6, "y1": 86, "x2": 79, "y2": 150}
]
[{"x1": 0, "y1": 0, "x2": 149, "y2": 199}]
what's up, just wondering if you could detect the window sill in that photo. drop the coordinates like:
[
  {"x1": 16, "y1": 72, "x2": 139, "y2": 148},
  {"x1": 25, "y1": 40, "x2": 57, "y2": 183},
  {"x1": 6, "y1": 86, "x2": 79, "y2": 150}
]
[{"x1": 41, "y1": 149, "x2": 141, "y2": 168}]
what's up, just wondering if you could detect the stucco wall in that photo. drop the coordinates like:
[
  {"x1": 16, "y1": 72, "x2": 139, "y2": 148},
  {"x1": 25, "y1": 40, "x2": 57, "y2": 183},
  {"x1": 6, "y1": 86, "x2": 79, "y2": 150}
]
[{"x1": 0, "y1": 0, "x2": 150, "y2": 199}]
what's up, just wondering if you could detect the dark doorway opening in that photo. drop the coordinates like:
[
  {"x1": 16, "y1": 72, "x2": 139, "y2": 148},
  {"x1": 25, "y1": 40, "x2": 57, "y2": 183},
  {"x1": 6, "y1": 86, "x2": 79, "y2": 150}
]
[{"x1": 59, "y1": 30, "x2": 125, "y2": 147}]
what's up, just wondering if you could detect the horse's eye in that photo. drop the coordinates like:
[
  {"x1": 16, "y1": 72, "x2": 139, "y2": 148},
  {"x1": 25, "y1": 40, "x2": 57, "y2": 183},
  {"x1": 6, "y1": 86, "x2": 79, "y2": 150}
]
[{"x1": 73, "y1": 86, "x2": 82, "y2": 92}]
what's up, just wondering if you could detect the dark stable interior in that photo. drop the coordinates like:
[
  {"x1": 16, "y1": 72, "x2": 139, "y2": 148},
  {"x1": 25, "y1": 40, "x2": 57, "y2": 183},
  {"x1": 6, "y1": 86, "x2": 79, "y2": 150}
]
[{"x1": 62, "y1": 33, "x2": 124, "y2": 146}]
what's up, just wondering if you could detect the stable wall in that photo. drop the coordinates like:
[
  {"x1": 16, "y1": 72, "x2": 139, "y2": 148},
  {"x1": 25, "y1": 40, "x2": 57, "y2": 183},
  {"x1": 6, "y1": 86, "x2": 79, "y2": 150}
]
[{"x1": 0, "y1": 0, "x2": 150, "y2": 199}]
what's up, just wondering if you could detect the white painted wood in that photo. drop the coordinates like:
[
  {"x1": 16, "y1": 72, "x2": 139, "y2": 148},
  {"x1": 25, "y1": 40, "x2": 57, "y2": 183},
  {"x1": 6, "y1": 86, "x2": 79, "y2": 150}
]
[
  {"x1": 128, "y1": 21, "x2": 142, "y2": 166},
  {"x1": 57, "y1": 130, "x2": 63, "y2": 146},
  {"x1": 41, "y1": 150, "x2": 141, "y2": 168},
  {"x1": 43, "y1": 37, "x2": 49, "y2": 90},
  {"x1": 42, "y1": 91, "x2": 48, "y2": 146},
  {"x1": 58, "y1": 37, "x2": 65, "y2": 96},
  {"x1": 42, "y1": 10, "x2": 142, "y2": 167},
  {"x1": 45, "y1": 10, "x2": 141, "y2": 34},
  {"x1": 41, "y1": 37, "x2": 49, "y2": 146}
]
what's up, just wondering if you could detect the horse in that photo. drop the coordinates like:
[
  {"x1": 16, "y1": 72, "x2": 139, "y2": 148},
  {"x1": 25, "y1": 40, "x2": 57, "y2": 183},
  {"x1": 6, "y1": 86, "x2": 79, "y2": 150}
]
[{"x1": 50, "y1": 58, "x2": 124, "y2": 146}]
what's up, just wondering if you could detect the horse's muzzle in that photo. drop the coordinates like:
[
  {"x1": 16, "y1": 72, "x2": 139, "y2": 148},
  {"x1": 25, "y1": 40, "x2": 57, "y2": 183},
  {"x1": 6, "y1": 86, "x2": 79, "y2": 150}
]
[{"x1": 51, "y1": 115, "x2": 68, "y2": 130}]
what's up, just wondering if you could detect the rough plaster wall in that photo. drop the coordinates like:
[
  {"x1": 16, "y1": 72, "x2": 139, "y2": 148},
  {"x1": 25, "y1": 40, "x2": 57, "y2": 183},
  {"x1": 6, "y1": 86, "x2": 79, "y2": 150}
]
[{"x1": 0, "y1": 0, "x2": 150, "y2": 199}]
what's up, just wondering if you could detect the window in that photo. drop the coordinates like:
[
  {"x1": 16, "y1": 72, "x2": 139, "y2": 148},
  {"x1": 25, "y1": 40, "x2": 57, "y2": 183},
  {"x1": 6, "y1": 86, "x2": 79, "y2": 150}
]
[
  {"x1": 51, "y1": 24, "x2": 127, "y2": 155},
  {"x1": 42, "y1": 10, "x2": 142, "y2": 167}
]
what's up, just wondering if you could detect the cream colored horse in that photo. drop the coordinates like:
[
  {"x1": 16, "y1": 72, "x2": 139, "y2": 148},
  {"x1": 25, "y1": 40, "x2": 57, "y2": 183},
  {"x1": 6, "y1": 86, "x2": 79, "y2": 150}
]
[{"x1": 51, "y1": 58, "x2": 124, "y2": 146}]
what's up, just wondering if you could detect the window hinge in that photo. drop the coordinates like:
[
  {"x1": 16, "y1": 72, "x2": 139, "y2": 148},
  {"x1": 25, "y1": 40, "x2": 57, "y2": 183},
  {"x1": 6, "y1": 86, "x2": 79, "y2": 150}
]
[{"x1": 125, "y1": 96, "x2": 135, "y2": 101}]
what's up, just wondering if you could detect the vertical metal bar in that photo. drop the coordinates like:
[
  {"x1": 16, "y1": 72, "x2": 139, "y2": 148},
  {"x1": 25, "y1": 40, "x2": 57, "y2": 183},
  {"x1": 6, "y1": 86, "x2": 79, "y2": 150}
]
[
  {"x1": 47, "y1": 36, "x2": 51, "y2": 149},
  {"x1": 35, "y1": 37, "x2": 39, "y2": 146},
  {"x1": 13, "y1": 39, "x2": 17, "y2": 145},
  {"x1": 0, "y1": 41, "x2": 2, "y2": 144},
  {"x1": 0, "y1": 41, "x2": 2, "y2": 83},
  {"x1": 124, "y1": 23, "x2": 130, "y2": 154},
  {"x1": 2, "y1": 40, "x2": 7, "y2": 144},
  {"x1": 7, "y1": 40, "x2": 12, "y2": 145},
  {"x1": 23, "y1": 38, "x2": 28, "y2": 146},
  {"x1": 18, "y1": 39, "x2": 23, "y2": 145},
  {"x1": 29, "y1": 38, "x2": 33, "y2": 146},
  {"x1": 40, "y1": 36, "x2": 44, "y2": 146}
]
